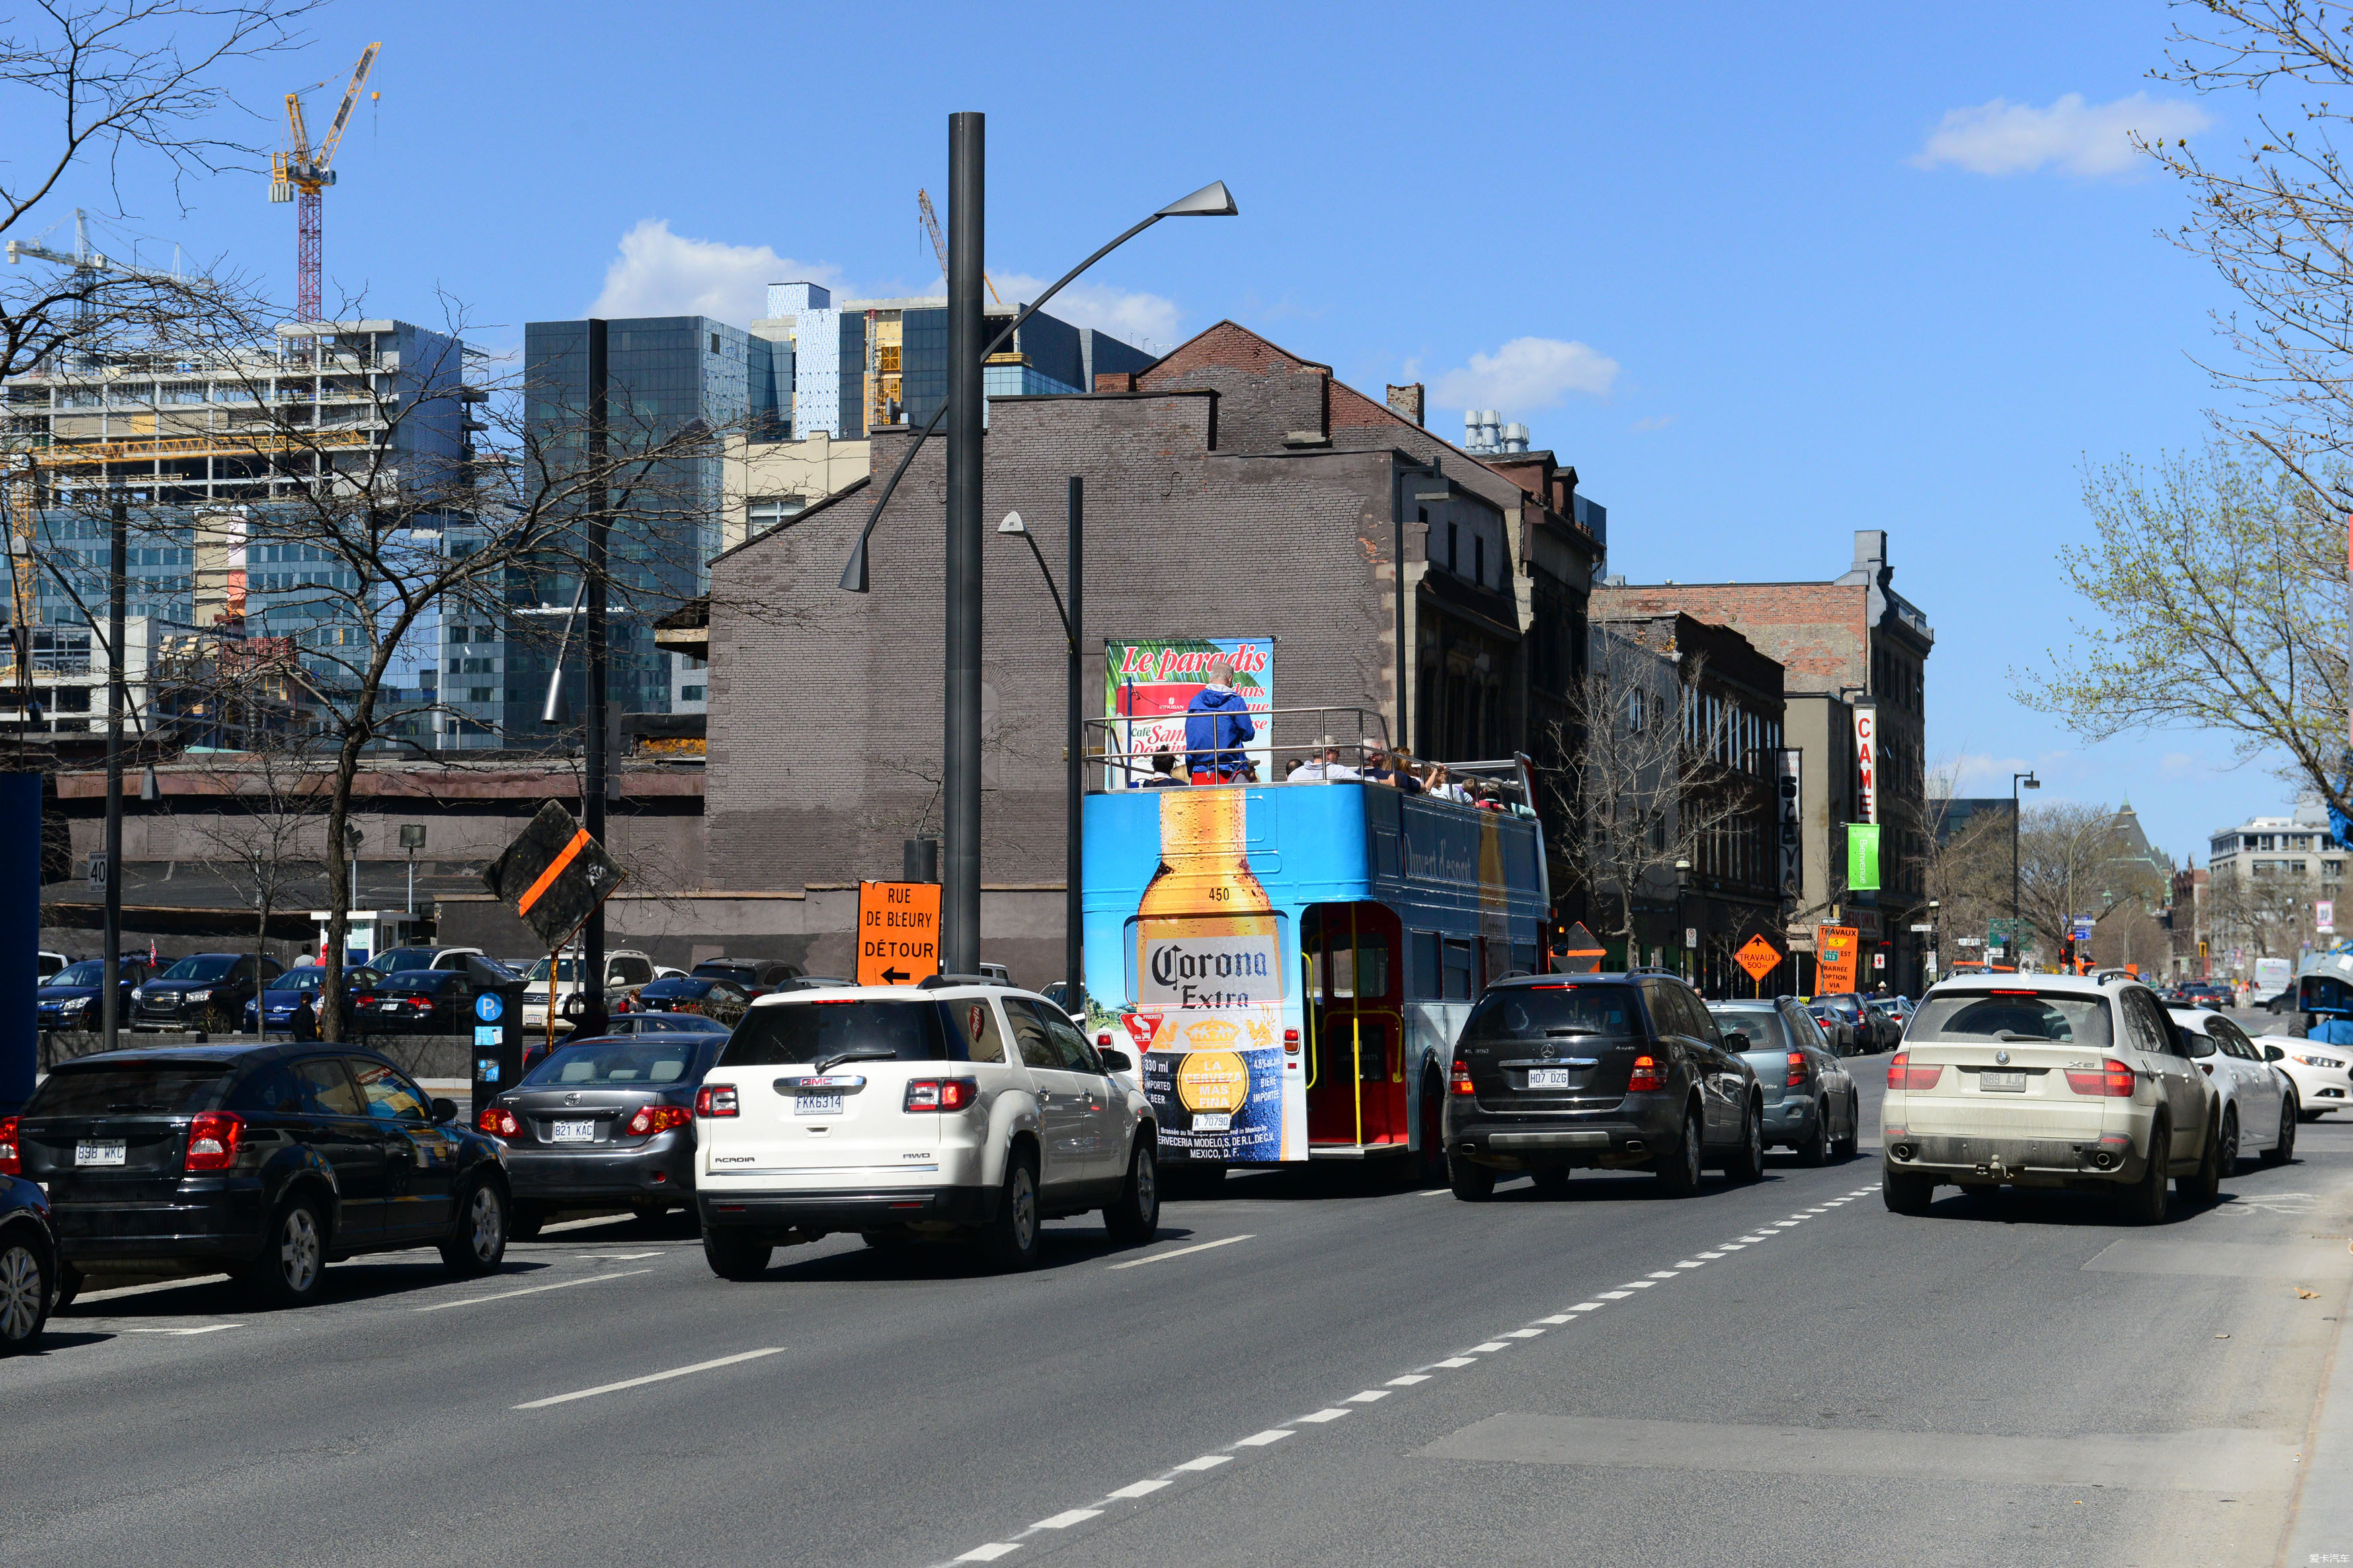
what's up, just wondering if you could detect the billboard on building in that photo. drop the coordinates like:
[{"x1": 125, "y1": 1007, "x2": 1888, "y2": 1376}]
[
  {"x1": 1104, "y1": 636, "x2": 1273, "y2": 786},
  {"x1": 1853, "y1": 704, "x2": 1877, "y2": 823}
]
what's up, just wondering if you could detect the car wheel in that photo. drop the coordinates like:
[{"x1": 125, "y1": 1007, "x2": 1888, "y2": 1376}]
[
  {"x1": 0, "y1": 1231, "x2": 50, "y2": 1355},
  {"x1": 1728, "y1": 1100, "x2": 1765, "y2": 1183},
  {"x1": 1103, "y1": 1138, "x2": 1160, "y2": 1246},
  {"x1": 1416, "y1": 1070, "x2": 1449, "y2": 1188},
  {"x1": 2263, "y1": 1096, "x2": 2298, "y2": 1165},
  {"x1": 510, "y1": 1202, "x2": 547, "y2": 1242},
  {"x1": 1654, "y1": 1104, "x2": 1703, "y2": 1198},
  {"x1": 1796, "y1": 1102, "x2": 1830, "y2": 1167},
  {"x1": 2118, "y1": 1120, "x2": 2171, "y2": 1225},
  {"x1": 702, "y1": 1229, "x2": 772, "y2": 1280},
  {"x1": 440, "y1": 1179, "x2": 509, "y2": 1278},
  {"x1": 1882, "y1": 1167, "x2": 1936, "y2": 1215},
  {"x1": 53, "y1": 1262, "x2": 83, "y2": 1311},
  {"x1": 1832, "y1": 1090, "x2": 1860, "y2": 1159},
  {"x1": 982, "y1": 1150, "x2": 1041, "y2": 1272},
  {"x1": 1448, "y1": 1155, "x2": 1496, "y2": 1202},
  {"x1": 243, "y1": 1194, "x2": 329, "y2": 1307},
  {"x1": 2183, "y1": 1113, "x2": 2226, "y2": 1207}
]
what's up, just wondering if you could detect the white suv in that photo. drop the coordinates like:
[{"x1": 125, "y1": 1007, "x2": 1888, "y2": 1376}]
[
  {"x1": 692, "y1": 981, "x2": 1159, "y2": 1278},
  {"x1": 1882, "y1": 975, "x2": 2223, "y2": 1223}
]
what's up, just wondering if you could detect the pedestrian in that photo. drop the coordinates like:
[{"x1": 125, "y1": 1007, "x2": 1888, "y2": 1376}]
[
  {"x1": 1183, "y1": 660, "x2": 1257, "y2": 783},
  {"x1": 1144, "y1": 750, "x2": 1186, "y2": 788},
  {"x1": 290, "y1": 989, "x2": 319, "y2": 1042}
]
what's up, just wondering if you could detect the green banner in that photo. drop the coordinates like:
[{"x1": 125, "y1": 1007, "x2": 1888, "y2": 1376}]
[{"x1": 1847, "y1": 822, "x2": 1881, "y2": 891}]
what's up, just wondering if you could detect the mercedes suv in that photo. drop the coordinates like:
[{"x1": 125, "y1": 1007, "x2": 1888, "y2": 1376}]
[
  {"x1": 1441, "y1": 972, "x2": 1765, "y2": 1199},
  {"x1": 692, "y1": 981, "x2": 1160, "y2": 1278}
]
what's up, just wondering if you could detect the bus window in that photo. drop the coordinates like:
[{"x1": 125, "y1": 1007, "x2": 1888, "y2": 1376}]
[
  {"x1": 1443, "y1": 938, "x2": 1475, "y2": 999},
  {"x1": 1356, "y1": 936, "x2": 1392, "y2": 1001},
  {"x1": 1410, "y1": 932, "x2": 1440, "y2": 999}
]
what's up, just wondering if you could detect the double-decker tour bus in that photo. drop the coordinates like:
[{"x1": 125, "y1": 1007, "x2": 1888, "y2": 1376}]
[{"x1": 1081, "y1": 710, "x2": 1549, "y2": 1178}]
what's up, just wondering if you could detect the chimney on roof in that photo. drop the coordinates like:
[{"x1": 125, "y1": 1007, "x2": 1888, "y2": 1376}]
[
  {"x1": 1853, "y1": 528, "x2": 1888, "y2": 575},
  {"x1": 1386, "y1": 382, "x2": 1425, "y2": 427}
]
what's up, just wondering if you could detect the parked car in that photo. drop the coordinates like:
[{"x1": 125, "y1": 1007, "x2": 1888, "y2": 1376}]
[
  {"x1": 243, "y1": 964, "x2": 383, "y2": 1034},
  {"x1": 1804, "y1": 1001, "x2": 1859, "y2": 1057},
  {"x1": 692, "y1": 982, "x2": 1159, "y2": 1278},
  {"x1": 1882, "y1": 975, "x2": 2223, "y2": 1221},
  {"x1": 2172, "y1": 981, "x2": 2231, "y2": 1011},
  {"x1": 519, "y1": 1011, "x2": 730, "y2": 1077},
  {"x1": 2169, "y1": 1006, "x2": 2299, "y2": 1169},
  {"x1": 689, "y1": 958, "x2": 803, "y2": 996},
  {"x1": 1443, "y1": 971, "x2": 1765, "y2": 1200},
  {"x1": 1706, "y1": 998, "x2": 1861, "y2": 1163},
  {"x1": 132, "y1": 953, "x2": 282, "y2": 1033},
  {"x1": 352, "y1": 969, "x2": 480, "y2": 1036},
  {"x1": 2272, "y1": 1037, "x2": 2353, "y2": 1119},
  {"x1": 1812, "y1": 993, "x2": 1898, "y2": 1053},
  {"x1": 522, "y1": 949, "x2": 655, "y2": 1034},
  {"x1": 37, "y1": 958, "x2": 153, "y2": 1032},
  {"x1": 369, "y1": 946, "x2": 485, "y2": 977},
  {"x1": 8, "y1": 1043, "x2": 512, "y2": 1306},
  {"x1": 0, "y1": 1166, "x2": 59, "y2": 1354},
  {"x1": 632, "y1": 975, "x2": 753, "y2": 1028},
  {"x1": 479, "y1": 1032, "x2": 732, "y2": 1236},
  {"x1": 37, "y1": 950, "x2": 71, "y2": 983}
]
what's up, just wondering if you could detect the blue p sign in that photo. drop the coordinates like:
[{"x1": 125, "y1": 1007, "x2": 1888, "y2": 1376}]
[{"x1": 475, "y1": 992, "x2": 504, "y2": 1023}]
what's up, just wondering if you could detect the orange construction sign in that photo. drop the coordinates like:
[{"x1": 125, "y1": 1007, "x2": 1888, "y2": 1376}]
[
  {"x1": 1816, "y1": 925, "x2": 1860, "y2": 993},
  {"x1": 1734, "y1": 935, "x2": 1782, "y2": 983},
  {"x1": 857, "y1": 880, "x2": 943, "y2": 987}
]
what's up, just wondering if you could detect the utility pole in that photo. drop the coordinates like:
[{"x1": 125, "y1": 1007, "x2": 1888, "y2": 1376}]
[
  {"x1": 943, "y1": 112, "x2": 985, "y2": 975},
  {"x1": 583, "y1": 319, "x2": 610, "y2": 1035},
  {"x1": 101, "y1": 490, "x2": 126, "y2": 1051}
]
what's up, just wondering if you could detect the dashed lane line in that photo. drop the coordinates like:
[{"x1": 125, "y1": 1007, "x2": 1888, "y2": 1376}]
[
  {"x1": 513, "y1": 1346, "x2": 784, "y2": 1410},
  {"x1": 1106, "y1": 1235, "x2": 1255, "y2": 1271},
  {"x1": 415, "y1": 1268, "x2": 651, "y2": 1313}
]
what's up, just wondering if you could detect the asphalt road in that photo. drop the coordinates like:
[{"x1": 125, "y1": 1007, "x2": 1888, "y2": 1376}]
[{"x1": 7, "y1": 1052, "x2": 2352, "y2": 1568}]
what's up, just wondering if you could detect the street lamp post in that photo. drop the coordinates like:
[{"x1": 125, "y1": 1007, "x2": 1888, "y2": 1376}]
[
  {"x1": 998, "y1": 478, "x2": 1082, "y2": 1012},
  {"x1": 836, "y1": 114, "x2": 1234, "y2": 975},
  {"x1": 2012, "y1": 771, "x2": 2040, "y2": 964}
]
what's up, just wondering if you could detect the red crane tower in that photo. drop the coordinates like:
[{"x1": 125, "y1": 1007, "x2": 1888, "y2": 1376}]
[{"x1": 270, "y1": 43, "x2": 379, "y2": 323}]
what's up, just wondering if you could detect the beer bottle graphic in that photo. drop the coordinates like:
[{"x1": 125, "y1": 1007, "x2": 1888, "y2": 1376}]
[{"x1": 1131, "y1": 786, "x2": 1283, "y2": 1159}]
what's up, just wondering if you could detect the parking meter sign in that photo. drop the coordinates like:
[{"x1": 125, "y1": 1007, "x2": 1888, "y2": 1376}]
[{"x1": 475, "y1": 991, "x2": 504, "y2": 1023}]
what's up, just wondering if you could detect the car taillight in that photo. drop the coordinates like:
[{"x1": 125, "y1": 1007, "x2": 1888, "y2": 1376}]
[
  {"x1": 625, "y1": 1104, "x2": 693, "y2": 1136},
  {"x1": 1786, "y1": 1050, "x2": 1809, "y2": 1087},
  {"x1": 353, "y1": 993, "x2": 375, "y2": 1008},
  {"x1": 407, "y1": 995, "x2": 433, "y2": 1010},
  {"x1": 184, "y1": 1111, "x2": 242, "y2": 1171},
  {"x1": 1449, "y1": 1058, "x2": 1475, "y2": 1096},
  {"x1": 1887, "y1": 1053, "x2": 1943, "y2": 1091},
  {"x1": 477, "y1": 1107, "x2": 520, "y2": 1137},
  {"x1": 695, "y1": 1085, "x2": 739, "y2": 1117},
  {"x1": 1628, "y1": 1055, "x2": 1663, "y2": 1092},
  {"x1": 2064, "y1": 1058, "x2": 2137, "y2": 1098},
  {"x1": 0, "y1": 1116, "x2": 17, "y2": 1176},
  {"x1": 905, "y1": 1078, "x2": 978, "y2": 1112}
]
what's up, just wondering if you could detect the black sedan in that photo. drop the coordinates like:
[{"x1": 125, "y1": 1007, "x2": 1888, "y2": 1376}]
[
  {"x1": 352, "y1": 970, "x2": 477, "y2": 1036},
  {"x1": 0, "y1": 1166, "x2": 59, "y2": 1354},
  {"x1": 629, "y1": 975, "x2": 752, "y2": 1028},
  {"x1": 479, "y1": 1034, "x2": 728, "y2": 1236},
  {"x1": 132, "y1": 954, "x2": 282, "y2": 1033},
  {"x1": 11, "y1": 1044, "x2": 512, "y2": 1306},
  {"x1": 38, "y1": 958, "x2": 153, "y2": 1033}
]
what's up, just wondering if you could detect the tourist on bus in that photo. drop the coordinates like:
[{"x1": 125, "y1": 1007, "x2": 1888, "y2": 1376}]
[
  {"x1": 1184, "y1": 661, "x2": 1257, "y2": 782},
  {"x1": 1423, "y1": 763, "x2": 1470, "y2": 803},
  {"x1": 1143, "y1": 750, "x2": 1186, "y2": 788},
  {"x1": 1363, "y1": 748, "x2": 1425, "y2": 794}
]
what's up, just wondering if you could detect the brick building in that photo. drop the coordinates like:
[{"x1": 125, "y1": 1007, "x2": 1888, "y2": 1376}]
[
  {"x1": 1591, "y1": 530, "x2": 1935, "y2": 992},
  {"x1": 700, "y1": 321, "x2": 1604, "y2": 983}
]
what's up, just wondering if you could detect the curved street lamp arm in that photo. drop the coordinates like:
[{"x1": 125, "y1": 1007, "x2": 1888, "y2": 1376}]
[{"x1": 1013, "y1": 528, "x2": 1072, "y2": 644}]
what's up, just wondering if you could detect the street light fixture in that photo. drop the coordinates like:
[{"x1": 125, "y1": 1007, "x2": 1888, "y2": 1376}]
[
  {"x1": 2012, "y1": 772, "x2": 2040, "y2": 966},
  {"x1": 999, "y1": 489, "x2": 1084, "y2": 1012}
]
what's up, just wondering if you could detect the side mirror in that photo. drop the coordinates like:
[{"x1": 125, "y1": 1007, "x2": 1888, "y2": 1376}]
[
  {"x1": 430, "y1": 1097, "x2": 459, "y2": 1124},
  {"x1": 2186, "y1": 1035, "x2": 2217, "y2": 1059},
  {"x1": 2265, "y1": 1044, "x2": 2287, "y2": 1063},
  {"x1": 1723, "y1": 1030, "x2": 1751, "y2": 1050},
  {"x1": 1099, "y1": 1048, "x2": 1135, "y2": 1074}
]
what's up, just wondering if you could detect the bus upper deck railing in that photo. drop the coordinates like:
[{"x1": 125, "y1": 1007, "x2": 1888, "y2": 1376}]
[{"x1": 1082, "y1": 705, "x2": 1541, "y2": 813}]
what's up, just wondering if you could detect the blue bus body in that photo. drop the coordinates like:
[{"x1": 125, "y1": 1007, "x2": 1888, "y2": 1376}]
[{"x1": 1082, "y1": 780, "x2": 1547, "y2": 1165}]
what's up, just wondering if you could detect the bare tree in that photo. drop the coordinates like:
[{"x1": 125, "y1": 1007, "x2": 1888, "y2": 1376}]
[
  {"x1": 2013, "y1": 801, "x2": 2170, "y2": 964},
  {"x1": 182, "y1": 718, "x2": 325, "y2": 1032},
  {"x1": 1549, "y1": 630, "x2": 1748, "y2": 968},
  {"x1": 2203, "y1": 860, "x2": 2313, "y2": 962}
]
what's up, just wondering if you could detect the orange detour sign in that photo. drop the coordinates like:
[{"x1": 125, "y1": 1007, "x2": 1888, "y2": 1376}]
[
  {"x1": 1734, "y1": 935, "x2": 1782, "y2": 984},
  {"x1": 857, "y1": 880, "x2": 943, "y2": 987},
  {"x1": 1816, "y1": 925, "x2": 1860, "y2": 993}
]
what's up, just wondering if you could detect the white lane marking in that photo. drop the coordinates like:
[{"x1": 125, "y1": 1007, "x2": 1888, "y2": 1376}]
[
  {"x1": 1736, "y1": 1235, "x2": 1770, "y2": 1243},
  {"x1": 1718, "y1": 1243, "x2": 1748, "y2": 1251},
  {"x1": 1620, "y1": 1281, "x2": 1657, "y2": 1290},
  {"x1": 1235, "y1": 1430, "x2": 1293, "y2": 1447},
  {"x1": 1107, "y1": 1234, "x2": 1255, "y2": 1270},
  {"x1": 1504, "y1": 1328, "x2": 1545, "y2": 1338},
  {"x1": 1298, "y1": 1409, "x2": 1350, "y2": 1423},
  {"x1": 1435, "y1": 1356, "x2": 1477, "y2": 1368},
  {"x1": 536, "y1": 1214, "x2": 641, "y2": 1235},
  {"x1": 1388, "y1": 1374, "x2": 1431, "y2": 1386},
  {"x1": 1174, "y1": 1455, "x2": 1232, "y2": 1472},
  {"x1": 1771, "y1": 1221, "x2": 1801, "y2": 1228},
  {"x1": 1597, "y1": 1290, "x2": 1632, "y2": 1300},
  {"x1": 955, "y1": 1546, "x2": 1021, "y2": 1563},
  {"x1": 1538, "y1": 1314, "x2": 1573, "y2": 1324},
  {"x1": 576, "y1": 1251, "x2": 666, "y2": 1260},
  {"x1": 1672, "y1": 1261, "x2": 1706, "y2": 1269},
  {"x1": 1468, "y1": 1342, "x2": 1510, "y2": 1352},
  {"x1": 1106, "y1": 1479, "x2": 1168, "y2": 1499},
  {"x1": 1347, "y1": 1390, "x2": 1391, "y2": 1403},
  {"x1": 1570, "y1": 1301, "x2": 1605, "y2": 1310},
  {"x1": 514, "y1": 1346, "x2": 783, "y2": 1409},
  {"x1": 73, "y1": 1274, "x2": 233, "y2": 1305},
  {"x1": 1033, "y1": 1510, "x2": 1102, "y2": 1529},
  {"x1": 122, "y1": 1323, "x2": 241, "y2": 1335},
  {"x1": 1419, "y1": 1188, "x2": 1452, "y2": 1196},
  {"x1": 1646, "y1": 1270, "x2": 1680, "y2": 1279},
  {"x1": 416, "y1": 1269, "x2": 651, "y2": 1313},
  {"x1": 1696, "y1": 1251, "x2": 1725, "y2": 1259}
]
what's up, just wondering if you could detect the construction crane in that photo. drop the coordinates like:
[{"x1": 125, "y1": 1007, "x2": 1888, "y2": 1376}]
[
  {"x1": 916, "y1": 188, "x2": 1001, "y2": 305},
  {"x1": 271, "y1": 42, "x2": 380, "y2": 323}
]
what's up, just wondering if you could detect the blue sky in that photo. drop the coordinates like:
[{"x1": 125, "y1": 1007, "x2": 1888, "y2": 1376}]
[{"x1": 12, "y1": 0, "x2": 2284, "y2": 864}]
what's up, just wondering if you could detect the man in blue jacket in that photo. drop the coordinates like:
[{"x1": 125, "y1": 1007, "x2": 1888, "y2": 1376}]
[{"x1": 1184, "y1": 661, "x2": 1257, "y2": 782}]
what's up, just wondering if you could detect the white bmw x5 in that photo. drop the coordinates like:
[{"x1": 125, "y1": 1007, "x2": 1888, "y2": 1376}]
[{"x1": 693, "y1": 982, "x2": 1159, "y2": 1278}]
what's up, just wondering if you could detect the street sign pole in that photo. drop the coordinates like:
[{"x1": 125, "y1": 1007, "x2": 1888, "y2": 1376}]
[
  {"x1": 101, "y1": 488, "x2": 126, "y2": 1055},
  {"x1": 943, "y1": 110, "x2": 986, "y2": 976},
  {"x1": 583, "y1": 317, "x2": 610, "y2": 1038}
]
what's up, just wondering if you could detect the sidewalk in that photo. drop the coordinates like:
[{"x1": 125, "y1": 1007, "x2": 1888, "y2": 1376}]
[{"x1": 2287, "y1": 1264, "x2": 2353, "y2": 1565}]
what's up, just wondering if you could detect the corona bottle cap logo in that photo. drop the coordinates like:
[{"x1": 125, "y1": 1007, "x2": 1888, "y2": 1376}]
[
  {"x1": 1176, "y1": 1050, "x2": 1249, "y2": 1114},
  {"x1": 1183, "y1": 1018, "x2": 1240, "y2": 1048}
]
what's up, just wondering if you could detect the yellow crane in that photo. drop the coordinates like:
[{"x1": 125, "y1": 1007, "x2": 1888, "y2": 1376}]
[
  {"x1": 917, "y1": 188, "x2": 1001, "y2": 304},
  {"x1": 271, "y1": 42, "x2": 380, "y2": 322}
]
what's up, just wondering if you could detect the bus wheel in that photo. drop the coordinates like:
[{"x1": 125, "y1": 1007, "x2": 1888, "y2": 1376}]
[{"x1": 1417, "y1": 1071, "x2": 1449, "y2": 1187}]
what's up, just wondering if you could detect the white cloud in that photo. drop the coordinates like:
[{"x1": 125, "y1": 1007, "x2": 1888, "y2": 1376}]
[
  {"x1": 991, "y1": 272, "x2": 1183, "y2": 353},
  {"x1": 1630, "y1": 414, "x2": 1675, "y2": 434},
  {"x1": 588, "y1": 220, "x2": 844, "y2": 323},
  {"x1": 1433, "y1": 337, "x2": 1619, "y2": 414},
  {"x1": 1913, "y1": 92, "x2": 2211, "y2": 178}
]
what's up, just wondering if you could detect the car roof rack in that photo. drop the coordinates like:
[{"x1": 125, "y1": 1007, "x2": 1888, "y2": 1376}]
[{"x1": 917, "y1": 973, "x2": 1002, "y2": 989}]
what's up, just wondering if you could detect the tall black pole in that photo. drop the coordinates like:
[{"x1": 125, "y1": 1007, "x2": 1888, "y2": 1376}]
[
  {"x1": 1066, "y1": 476, "x2": 1083, "y2": 1014},
  {"x1": 583, "y1": 318, "x2": 609, "y2": 1035},
  {"x1": 944, "y1": 111, "x2": 985, "y2": 975},
  {"x1": 101, "y1": 491, "x2": 126, "y2": 1051}
]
